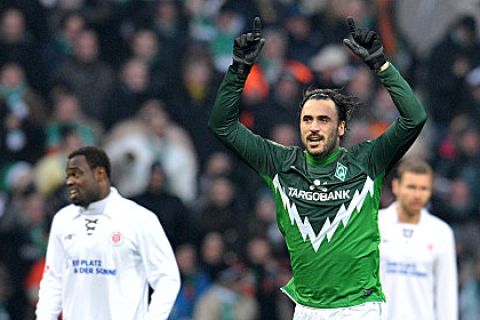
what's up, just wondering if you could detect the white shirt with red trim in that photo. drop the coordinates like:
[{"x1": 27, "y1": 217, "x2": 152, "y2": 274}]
[
  {"x1": 379, "y1": 202, "x2": 458, "y2": 320},
  {"x1": 36, "y1": 187, "x2": 180, "y2": 320}
]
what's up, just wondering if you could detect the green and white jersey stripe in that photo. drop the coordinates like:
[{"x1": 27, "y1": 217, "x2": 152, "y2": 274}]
[{"x1": 272, "y1": 174, "x2": 374, "y2": 252}]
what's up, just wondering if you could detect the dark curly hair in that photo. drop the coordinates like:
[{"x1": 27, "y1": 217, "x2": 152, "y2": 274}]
[
  {"x1": 68, "y1": 146, "x2": 111, "y2": 179},
  {"x1": 298, "y1": 88, "x2": 360, "y2": 134}
]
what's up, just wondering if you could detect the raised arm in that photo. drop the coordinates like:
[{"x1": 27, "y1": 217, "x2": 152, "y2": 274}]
[
  {"x1": 343, "y1": 17, "x2": 427, "y2": 175},
  {"x1": 208, "y1": 18, "x2": 286, "y2": 177}
]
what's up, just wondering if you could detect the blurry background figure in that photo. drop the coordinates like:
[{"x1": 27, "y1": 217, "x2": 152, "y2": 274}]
[
  {"x1": 0, "y1": 62, "x2": 47, "y2": 165},
  {"x1": 105, "y1": 99, "x2": 197, "y2": 204},
  {"x1": 197, "y1": 176, "x2": 244, "y2": 258},
  {"x1": 51, "y1": 28, "x2": 114, "y2": 120},
  {"x1": 102, "y1": 57, "x2": 152, "y2": 130},
  {"x1": 42, "y1": 10, "x2": 86, "y2": 76},
  {"x1": 45, "y1": 92, "x2": 101, "y2": 153},
  {"x1": 0, "y1": 7, "x2": 46, "y2": 94},
  {"x1": 0, "y1": 262, "x2": 11, "y2": 320},
  {"x1": 460, "y1": 251, "x2": 480, "y2": 320},
  {"x1": 379, "y1": 160, "x2": 457, "y2": 320},
  {"x1": 133, "y1": 162, "x2": 192, "y2": 249},
  {"x1": 167, "y1": 44, "x2": 223, "y2": 168},
  {"x1": 199, "y1": 232, "x2": 228, "y2": 282},
  {"x1": 193, "y1": 264, "x2": 258, "y2": 320},
  {"x1": 0, "y1": 186, "x2": 48, "y2": 320},
  {"x1": 169, "y1": 243, "x2": 211, "y2": 320},
  {"x1": 245, "y1": 235, "x2": 292, "y2": 320},
  {"x1": 33, "y1": 126, "x2": 85, "y2": 197},
  {"x1": 425, "y1": 15, "x2": 480, "y2": 136}
]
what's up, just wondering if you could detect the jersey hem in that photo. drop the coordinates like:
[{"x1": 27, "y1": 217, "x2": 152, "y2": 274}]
[{"x1": 281, "y1": 287, "x2": 386, "y2": 309}]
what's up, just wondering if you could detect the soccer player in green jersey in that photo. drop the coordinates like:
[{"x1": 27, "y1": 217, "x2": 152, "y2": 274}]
[{"x1": 209, "y1": 16, "x2": 427, "y2": 319}]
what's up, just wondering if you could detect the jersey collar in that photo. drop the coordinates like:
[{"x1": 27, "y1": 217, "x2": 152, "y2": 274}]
[
  {"x1": 73, "y1": 187, "x2": 119, "y2": 219},
  {"x1": 305, "y1": 147, "x2": 344, "y2": 167}
]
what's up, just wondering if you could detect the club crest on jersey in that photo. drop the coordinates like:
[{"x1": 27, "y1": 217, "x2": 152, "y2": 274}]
[
  {"x1": 335, "y1": 162, "x2": 348, "y2": 181},
  {"x1": 111, "y1": 232, "x2": 123, "y2": 246}
]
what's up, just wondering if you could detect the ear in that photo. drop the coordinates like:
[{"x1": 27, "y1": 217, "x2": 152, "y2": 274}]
[
  {"x1": 392, "y1": 178, "x2": 399, "y2": 196},
  {"x1": 338, "y1": 120, "x2": 346, "y2": 137},
  {"x1": 95, "y1": 167, "x2": 108, "y2": 182}
]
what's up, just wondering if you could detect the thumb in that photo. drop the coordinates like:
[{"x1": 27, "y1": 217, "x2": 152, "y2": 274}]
[
  {"x1": 343, "y1": 39, "x2": 360, "y2": 54},
  {"x1": 253, "y1": 38, "x2": 265, "y2": 57}
]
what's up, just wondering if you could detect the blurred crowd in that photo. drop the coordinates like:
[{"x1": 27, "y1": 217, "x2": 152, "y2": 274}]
[{"x1": 0, "y1": 0, "x2": 479, "y2": 319}]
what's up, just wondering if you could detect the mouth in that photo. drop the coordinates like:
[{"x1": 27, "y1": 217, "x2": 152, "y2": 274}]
[
  {"x1": 307, "y1": 135, "x2": 323, "y2": 148},
  {"x1": 68, "y1": 189, "x2": 79, "y2": 198}
]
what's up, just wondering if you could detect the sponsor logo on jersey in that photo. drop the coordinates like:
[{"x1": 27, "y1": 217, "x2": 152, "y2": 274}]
[
  {"x1": 71, "y1": 258, "x2": 117, "y2": 276},
  {"x1": 385, "y1": 261, "x2": 427, "y2": 277},
  {"x1": 287, "y1": 187, "x2": 351, "y2": 201}
]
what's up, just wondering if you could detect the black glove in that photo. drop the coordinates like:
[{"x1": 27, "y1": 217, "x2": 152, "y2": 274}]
[
  {"x1": 231, "y1": 17, "x2": 265, "y2": 76},
  {"x1": 343, "y1": 16, "x2": 387, "y2": 71}
]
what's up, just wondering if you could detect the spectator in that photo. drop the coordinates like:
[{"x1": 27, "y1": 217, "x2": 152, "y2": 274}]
[
  {"x1": 42, "y1": 10, "x2": 86, "y2": 76},
  {"x1": 51, "y1": 29, "x2": 114, "y2": 120},
  {"x1": 0, "y1": 7, "x2": 46, "y2": 94},
  {"x1": 0, "y1": 62, "x2": 47, "y2": 164},
  {"x1": 193, "y1": 264, "x2": 258, "y2": 320},
  {"x1": 0, "y1": 186, "x2": 48, "y2": 319},
  {"x1": 103, "y1": 57, "x2": 152, "y2": 129},
  {"x1": 33, "y1": 125, "x2": 86, "y2": 196},
  {"x1": 167, "y1": 45, "x2": 223, "y2": 167},
  {"x1": 46, "y1": 92, "x2": 102, "y2": 153},
  {"x1": 198, "y1": 176, "x2": 245, "y2": 256},
  {"x1": 199, "y1": 232, "x2": 228, "y2": 282},
  {"x1": 426, "y1": 15, "x2": 480, "y2": 135},
  {"x1": 169, "y1": 243, "x2": 211, "y2": 320},
  {"x1": 245, "y1": 235, "x2": 288, "y2": 320},
  {"x1": 105, "y1": 99, "x2": 198, "y2": 203},
  {"x1": 133, "y1": 162, "x2": 192, "y2": 249},
  {"x1": 128, "y1": 29, "x2": 174, "y2": 97}
]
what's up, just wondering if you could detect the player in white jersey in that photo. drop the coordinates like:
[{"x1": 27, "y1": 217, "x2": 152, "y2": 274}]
[
  {"x1": 35, "y1": 146, "x2": 180, "y2": 320},
  {"x1": 379, "y1": 159, "x2": 458, "y2": 320}
]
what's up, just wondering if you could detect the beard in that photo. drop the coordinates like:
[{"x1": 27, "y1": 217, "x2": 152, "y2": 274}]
[{"x1": 304, "y1": 130, "x2": 340, "y2": 158}]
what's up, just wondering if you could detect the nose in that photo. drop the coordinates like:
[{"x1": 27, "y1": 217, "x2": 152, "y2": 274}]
[
  {"x1": 66, "y1": 176, "x2": 76, "y2": 186},
  {"x1": 310, "y1": 120, "x2": 320, "y2": 132}
]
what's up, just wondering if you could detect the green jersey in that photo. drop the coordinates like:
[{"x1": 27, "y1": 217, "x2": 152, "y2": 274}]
[{"x1": 208, "y1": 64, "x2": 427, "y2": 308}]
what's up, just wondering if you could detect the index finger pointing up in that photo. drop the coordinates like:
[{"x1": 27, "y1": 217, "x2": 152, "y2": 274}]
[
  {"x1": 346, "y1": 16, "x2": 356, "y2": 34},
  {"x1": 253, "y1": 17, "x2": 262, "y2": 35}
]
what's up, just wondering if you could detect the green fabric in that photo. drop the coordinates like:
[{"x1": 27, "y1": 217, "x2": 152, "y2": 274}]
[{"x1": 209, "y1": 64, "x2": 427, "y2": 308}]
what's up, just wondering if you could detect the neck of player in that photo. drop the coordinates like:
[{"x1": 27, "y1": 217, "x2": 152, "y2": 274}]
[{"x1": 396, "y1": 205, "x2": 421, "y2": 224}]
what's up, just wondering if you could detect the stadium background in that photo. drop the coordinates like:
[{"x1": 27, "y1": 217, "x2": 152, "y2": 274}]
[{"x1": 0, "y1": 0, "x2": 479, "y2": 319}]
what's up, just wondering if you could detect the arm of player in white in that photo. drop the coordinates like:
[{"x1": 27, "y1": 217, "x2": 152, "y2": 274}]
[
  {"x1": 141, "y1": 213, "x2": 181, "y2": 320},
  {"x1": 435, "y1": 227, "x2": 458, "y2": 320},
  {"x1": 35, "y1": 215, "x2": 64, "y2": 320}
]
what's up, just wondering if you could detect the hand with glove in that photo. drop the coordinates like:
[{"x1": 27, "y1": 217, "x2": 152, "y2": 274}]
[
  {"x1": 343, "y1": 16, "x2": 388, "y2": 72},
  {"x1": 231, "y1": 17, "x2": 265, "y2": 76}
]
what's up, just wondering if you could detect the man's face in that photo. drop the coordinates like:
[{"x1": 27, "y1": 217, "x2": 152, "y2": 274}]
[
  {"x1": 393, "y1": 172, "x2": 432, "y2": 217},
  {"x1": 65, "y1": 155, "x2": 102, "y2": 207},
  {"x1": 300, "y1": 99, "x2": 345, "y2": 157}
]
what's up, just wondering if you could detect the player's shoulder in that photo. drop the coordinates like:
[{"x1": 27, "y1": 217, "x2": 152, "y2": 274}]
[
  {"x1": 53, "y1": 204, "x2": 78, "y2": 222},
  {"x1": 421, "y1": 210, "x2": 454, "y2": 235},
  {"x1": 378, "y1": 203, "x2": 398, "y2": 221},
  {"x1": 114, "y1": 194, "x2": 159, "y2": 224},
  {"x1": 344, "y1": 141, "x2": 375, "y2": 164}
]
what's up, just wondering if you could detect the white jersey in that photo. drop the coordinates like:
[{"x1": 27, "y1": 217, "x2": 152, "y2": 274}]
[
  {"x1": 378, "y1": 202, "x2": 458, "y2": 320},
  {"x1": 36, "y1": 188, "x2": 180, "y2": 320}
]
